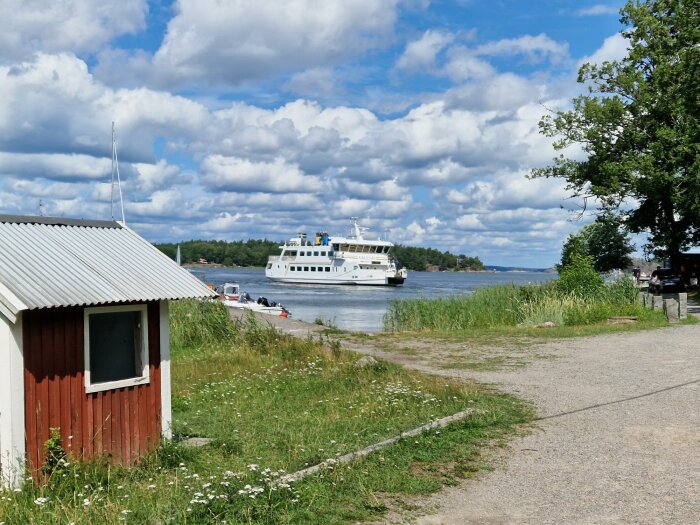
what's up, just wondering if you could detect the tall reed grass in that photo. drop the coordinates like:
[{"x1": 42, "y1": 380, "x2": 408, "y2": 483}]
[
  {"x1": 384, "y1": 276, "x2": 651, "y2": 332},
  {"x1": 169, "y1": 298, "x2": 237, "y2": 354}
]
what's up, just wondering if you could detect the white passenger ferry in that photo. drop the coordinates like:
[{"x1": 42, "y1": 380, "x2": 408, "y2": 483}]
[{"x1": 265, "y1": 218, "x2": 407, "y2": 286}]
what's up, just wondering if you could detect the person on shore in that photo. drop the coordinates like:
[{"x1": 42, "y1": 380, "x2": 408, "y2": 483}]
[
  {"x1": 632, "y1": 267, "x2": 641, "y2": 284},
  {"x1": 650, "y1": 265, "x2": 662, "y2": 294}
]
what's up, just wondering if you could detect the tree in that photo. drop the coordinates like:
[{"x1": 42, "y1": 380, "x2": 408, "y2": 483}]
[
  {"x1": 581, "y1": 214, "x2": 634, "y2": 272},
  {"x1": 559, "y1": 232, "x2": 588, "y2": 271},
  {"x1": 533, "y1": 0, "x2": 700, "y2": 265},
  {"x1": 560, "y1": 215, "x2": 634, "y2": 272}
]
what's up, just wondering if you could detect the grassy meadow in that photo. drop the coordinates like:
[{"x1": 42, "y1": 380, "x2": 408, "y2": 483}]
[{"x1": 0, "y1": 300, "x2": 531, "y2": 524}]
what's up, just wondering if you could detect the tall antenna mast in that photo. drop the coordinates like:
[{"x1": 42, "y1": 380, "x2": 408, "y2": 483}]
[{"x1": 110, "y1": 121, "x2": 126, "y2": 224}]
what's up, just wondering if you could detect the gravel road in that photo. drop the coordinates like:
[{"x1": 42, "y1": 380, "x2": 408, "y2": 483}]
[{"x1": 400, "y1": 325, "x2": 700, "y2": 525}]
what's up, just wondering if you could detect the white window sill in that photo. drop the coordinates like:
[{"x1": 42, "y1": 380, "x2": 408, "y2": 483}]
[{"x1": 85, "y1": 375, "x2": 150, "y2": 394}]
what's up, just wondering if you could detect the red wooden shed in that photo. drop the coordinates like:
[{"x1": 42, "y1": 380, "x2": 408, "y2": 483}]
[{"x1": 0, "y1": 215, "x2": 216, "y2": 487}]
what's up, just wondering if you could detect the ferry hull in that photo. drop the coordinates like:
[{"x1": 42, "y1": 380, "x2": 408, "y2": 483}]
[{"x1": 266, "y1": 275, "x2": 402, "y2": 286}]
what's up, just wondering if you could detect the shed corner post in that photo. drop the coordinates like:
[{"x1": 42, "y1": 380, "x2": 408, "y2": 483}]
[
  {"x1": 159, "y1": 301, "x2": 172, "y2": 440},
  {"x1": 0, "y1": 312, "x2": 26, "y2": 489}
]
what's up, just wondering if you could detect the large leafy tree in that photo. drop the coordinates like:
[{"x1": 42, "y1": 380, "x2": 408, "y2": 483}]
[{"x1": 533, "y1": 0, "x2": 700, "y2": 264}]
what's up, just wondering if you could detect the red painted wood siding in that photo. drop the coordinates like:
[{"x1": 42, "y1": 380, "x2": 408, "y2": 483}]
[{"x1": 23, "y1": 302, "x2": 162, "y2": 475}]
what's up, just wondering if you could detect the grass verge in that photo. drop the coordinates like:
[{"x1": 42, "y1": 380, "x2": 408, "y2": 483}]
[{"x1": 0, "y1": 300, "x2": 531, "y2": 524}]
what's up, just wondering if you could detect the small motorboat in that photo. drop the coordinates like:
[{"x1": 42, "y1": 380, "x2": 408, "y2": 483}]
[
  {"x1": 219, "y1": 283, "x2": 290, "y2": 317},
  {"x1": 218, "y1": 282, "x2": 240, "y2": 302}
]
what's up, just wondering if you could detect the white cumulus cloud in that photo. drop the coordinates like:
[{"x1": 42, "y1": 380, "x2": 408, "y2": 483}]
[
  {"x1": 396, "y1": 30, "x2": 455, "y2": 72},
  {"x1": 201, "y1": 156, "x2": 323, "y2": 193},
  {"x1": 475, "y1": 34, "x2": 570, "y2": 64},
  {"x1": 99, "y1": 0, "x2": 399, "y2": 89},
  {"x1": 0, "y1": 0, "x2": 147, "y2": 61}
]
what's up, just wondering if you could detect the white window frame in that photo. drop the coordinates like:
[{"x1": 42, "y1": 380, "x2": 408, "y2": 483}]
[{"x1": 84, "y1": 304, "x2": 150, "y2": 394}]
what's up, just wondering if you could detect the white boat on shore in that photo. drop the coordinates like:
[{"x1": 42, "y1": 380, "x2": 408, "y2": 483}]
[
  {"x1": 217, "y1": 283, "x2": 290, "y2": 317},
  {"x1": 265, "y1": 218, "x2": 407, "y2": 286}
]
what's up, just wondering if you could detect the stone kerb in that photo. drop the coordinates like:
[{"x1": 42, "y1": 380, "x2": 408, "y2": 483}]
[
  {"x1": 664, "y1": 298, "x2": 679, "y2": 323},
  {"x1": 678, "y1": 292, "x2": 688, "y2": 320},
  {"x1": 641, "y1": 292, "x2": 654, "y2": 308},
  {"x1": 642, "y1": 292, "x2": 687, "y2": 319}
]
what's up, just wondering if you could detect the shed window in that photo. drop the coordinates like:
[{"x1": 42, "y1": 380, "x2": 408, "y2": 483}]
[{"x1": 84, "y1": 305, "x2": 149, "y2": 393}]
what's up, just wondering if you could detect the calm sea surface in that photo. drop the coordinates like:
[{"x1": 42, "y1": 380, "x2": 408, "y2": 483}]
[{"x1": 192, "y1": 267, "x2": 557, "y2": 332}]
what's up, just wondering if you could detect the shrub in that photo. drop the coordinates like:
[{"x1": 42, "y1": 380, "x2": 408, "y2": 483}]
[
  {"x1": 555, "y1": 254, "x2": 605, "y2": 298},
  {"x1": 42, "y1": 428, "x2": 69, "y2": 481}
]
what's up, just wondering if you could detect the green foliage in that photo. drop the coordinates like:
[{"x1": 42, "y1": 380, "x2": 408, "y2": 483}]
[
  {"x1": 155, "y1": 239, "x2": 281, "y2": 267},
  {"x1": 581, "y1": 214, "x2": 634, "y2": 272},
  {"x1": 41, "y1": 428, "x2": 69, "y2": 481},
  {"x1": 556, "y1": 254, "x2": 605, "y2": 297},
  {"x1": 560, "y1": 233, "x2": 588, "y2": 271},
  {"x1": 561, "y1": 214, "x2": 634, "y2": 272},
  {"x1": 384, "y1": 285, "x2": 522, "y2": 331},
  {"x1": 385, "y1": 264, "x2": 655, "y2": 332},
  {"x1": 533, "y1": 0, "x2": 700, "y2": 261},
  {"x1": 169, "y1": 299, "x2": 237, "y2": 354},
  {"x1": 391, "y1": 245, "x2": 484, "y2": 272}
]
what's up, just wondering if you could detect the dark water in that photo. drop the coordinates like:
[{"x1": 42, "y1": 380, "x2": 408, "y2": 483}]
[{"x1": 191, "y1": 267, "x2": 557, "y2": 332}]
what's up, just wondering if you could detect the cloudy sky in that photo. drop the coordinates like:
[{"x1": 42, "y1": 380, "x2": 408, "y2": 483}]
[{"x1": 0, "y1": 0, "x2": 630, "y2": 267}]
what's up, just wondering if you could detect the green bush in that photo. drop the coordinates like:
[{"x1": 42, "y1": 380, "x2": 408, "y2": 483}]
[{"x1": 555, "y1": 254, "x2": 604, "y2": 298}]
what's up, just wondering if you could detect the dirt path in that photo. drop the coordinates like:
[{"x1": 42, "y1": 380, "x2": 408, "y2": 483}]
[
  {"x1": 230, "y1": 307, "x2": 700, "y2": 524},
  {"x1": 342, "y1": 329, "x2": 699, "y2": 524},
  {"x1": 366, "y1": 326, "x2": 700, "y2": 525}
]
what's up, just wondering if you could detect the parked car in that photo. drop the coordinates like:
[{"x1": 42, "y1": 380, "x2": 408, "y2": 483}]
[{"x1": 655, "y1": 269, "x2": 686, "y2": 293}]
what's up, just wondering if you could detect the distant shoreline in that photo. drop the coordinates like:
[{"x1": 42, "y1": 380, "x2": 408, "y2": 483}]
[{"x1": 183, "y1": 263, "x2": 234, "y2": 269}]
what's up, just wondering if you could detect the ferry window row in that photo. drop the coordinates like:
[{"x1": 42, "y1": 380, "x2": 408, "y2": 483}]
[
  {"x1": 290, "y1": 266, "x2": 331, "y2": 272},
  {"x1": 332, "y1": 244, "x2": 389, "y2": 253},
  {"x1": 283, "y1": 245, "x2": 390, "y2": 255},
  {"x1": 284, "y1": 250, "x2": 333, "y2": 257}
]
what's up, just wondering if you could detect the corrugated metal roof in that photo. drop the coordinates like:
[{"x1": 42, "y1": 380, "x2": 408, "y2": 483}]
[{"x1": 0, "y1": 215, "x2": 216, "y2": 316}]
